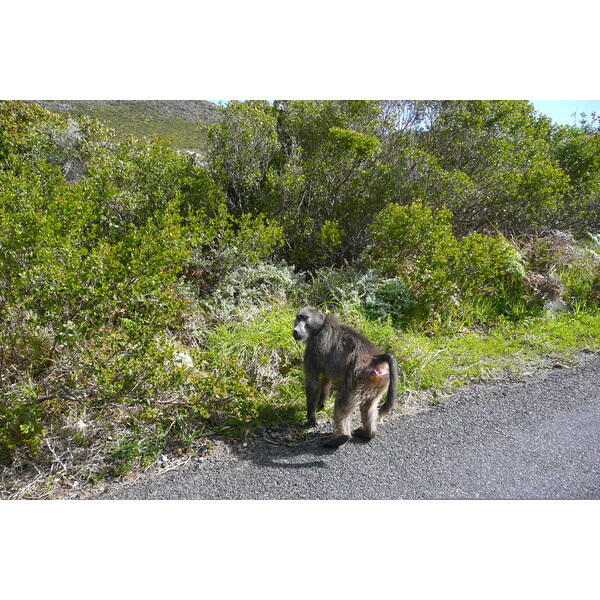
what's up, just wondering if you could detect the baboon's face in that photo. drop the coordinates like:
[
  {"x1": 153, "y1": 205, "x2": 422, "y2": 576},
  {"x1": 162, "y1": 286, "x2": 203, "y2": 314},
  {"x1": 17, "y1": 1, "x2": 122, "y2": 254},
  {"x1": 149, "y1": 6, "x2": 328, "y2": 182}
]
[{"x1": 293, "y1": 307, "x2": 324, "y2": 342}]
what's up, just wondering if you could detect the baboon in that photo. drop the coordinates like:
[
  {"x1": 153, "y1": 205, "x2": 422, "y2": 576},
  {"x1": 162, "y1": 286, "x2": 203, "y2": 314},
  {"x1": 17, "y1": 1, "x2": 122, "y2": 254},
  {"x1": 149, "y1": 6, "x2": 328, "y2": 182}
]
[{"x1": 292, "y1": 306, "x2": 398, "y2": 448}]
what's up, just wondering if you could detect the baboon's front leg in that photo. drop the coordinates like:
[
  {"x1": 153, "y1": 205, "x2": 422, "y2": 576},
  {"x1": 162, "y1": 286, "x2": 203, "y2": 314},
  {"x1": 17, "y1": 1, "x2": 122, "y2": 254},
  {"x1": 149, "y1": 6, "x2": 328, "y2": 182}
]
[
  {"x1": 317, "y1": 376, "x2": 332, "y2": 411},
  {"x1": 304, "y1": 360, "x2": 321, "y2": 428},
  {"x1": 305, "y1": 382, "x2": 319, "y2": 428}
]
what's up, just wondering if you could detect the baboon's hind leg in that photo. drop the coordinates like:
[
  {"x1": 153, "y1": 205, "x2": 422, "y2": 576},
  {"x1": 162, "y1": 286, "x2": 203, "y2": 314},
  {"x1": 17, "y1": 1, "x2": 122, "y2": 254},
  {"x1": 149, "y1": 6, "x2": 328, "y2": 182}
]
[{"x1": 353, "y1": 395, "x2": 382, "y2": 441}]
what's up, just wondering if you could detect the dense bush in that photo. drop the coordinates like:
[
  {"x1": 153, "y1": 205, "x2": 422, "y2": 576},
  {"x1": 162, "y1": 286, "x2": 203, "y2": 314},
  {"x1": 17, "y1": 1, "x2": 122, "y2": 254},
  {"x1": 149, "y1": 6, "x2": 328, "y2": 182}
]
[
  {"x1": 452, "y1": 232, "x2": 530, "y2": 320},
  {"x1": 358, "y1": 275, "x2": 414, "y2": 327},
  {"x1": 204, "y1": 100, "x2": 600, "y2": 268},
  {"x1": 368, "y1": 201, "x2": 532, "y2": 324},
  {"x1": 0, "y1": 102, "x2": 282, "y2": 469},
  {"x1": 524, "y1": 231, "x2": 600, "y2": 311},
  {"x1": 303, "y1": 268, "x2": 412, "y2": 326},
  {"x1": 368, "y1": 201, "x2": 458, "y2": 322}
]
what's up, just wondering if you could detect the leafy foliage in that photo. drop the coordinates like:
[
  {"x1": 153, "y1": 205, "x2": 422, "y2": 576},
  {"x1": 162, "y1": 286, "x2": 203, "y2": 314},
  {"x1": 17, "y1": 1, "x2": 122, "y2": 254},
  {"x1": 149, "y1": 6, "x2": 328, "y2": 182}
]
[
  {"x1": 0, "y1": 102, "x2": 276, "y2": 469},
  {"x1": 204, "y1": 100, "x2": 279, "y2": 214},
  {"x1": 203, "y1": 100, "x2": 598, "y2": 267},
  {"x1": 368, "y1": 201, "x2": 532, "y2": 324}
]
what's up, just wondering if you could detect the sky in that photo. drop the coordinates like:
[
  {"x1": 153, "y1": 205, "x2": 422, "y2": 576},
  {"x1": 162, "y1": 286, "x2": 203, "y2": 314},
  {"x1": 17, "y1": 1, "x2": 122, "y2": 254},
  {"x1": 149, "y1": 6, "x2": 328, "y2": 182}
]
[{"x1": 530, "y1": 100, "x2": 600, "y2": 126}]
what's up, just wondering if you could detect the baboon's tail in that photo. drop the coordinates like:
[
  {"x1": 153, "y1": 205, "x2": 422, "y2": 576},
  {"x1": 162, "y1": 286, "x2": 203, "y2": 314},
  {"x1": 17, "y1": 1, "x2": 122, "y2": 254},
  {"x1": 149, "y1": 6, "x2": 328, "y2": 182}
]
[{"x1": 377, "y1": 352, "x2": 398, "y2": 418}]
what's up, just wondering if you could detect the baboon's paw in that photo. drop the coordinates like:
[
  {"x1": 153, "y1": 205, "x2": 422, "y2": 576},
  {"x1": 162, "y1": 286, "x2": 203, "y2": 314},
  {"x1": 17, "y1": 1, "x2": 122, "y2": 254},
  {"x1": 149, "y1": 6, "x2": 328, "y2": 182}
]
[
  {"x1": 322, "y1": 434, "x2": 350, "y2": 448},
  {"x1": 352, "y1": 428, "x2": 374, "y2": 441},
  {"x1": 305, "y1": 416, "x2": 317, "y2": 429}
]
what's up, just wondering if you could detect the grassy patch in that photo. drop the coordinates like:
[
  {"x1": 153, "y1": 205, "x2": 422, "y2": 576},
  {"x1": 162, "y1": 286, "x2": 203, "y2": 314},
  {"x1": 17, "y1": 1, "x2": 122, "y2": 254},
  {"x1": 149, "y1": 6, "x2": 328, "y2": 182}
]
[
  {"x1": 390, "y1": 311, "x2": 600, "y2": 397},
  {"x1": 204, "y1": 306, "x2": 600, "y2": 424},
  {"x1": 206, "y1": 304, "x2": 306, "y2": 427},
  {"x1": 3, "y1": 307, "x2": 599, "y2": 499}
]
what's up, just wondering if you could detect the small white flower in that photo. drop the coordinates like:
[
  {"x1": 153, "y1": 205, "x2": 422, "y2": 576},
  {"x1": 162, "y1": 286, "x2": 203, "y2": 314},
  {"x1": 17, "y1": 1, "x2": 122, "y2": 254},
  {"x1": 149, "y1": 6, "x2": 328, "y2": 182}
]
[
  {"x1": 173, "y1": 352, "x2": 194, "y2": 369},
  {"x1": 74, "y1": 420, "x2": 87, "y2": 431}
]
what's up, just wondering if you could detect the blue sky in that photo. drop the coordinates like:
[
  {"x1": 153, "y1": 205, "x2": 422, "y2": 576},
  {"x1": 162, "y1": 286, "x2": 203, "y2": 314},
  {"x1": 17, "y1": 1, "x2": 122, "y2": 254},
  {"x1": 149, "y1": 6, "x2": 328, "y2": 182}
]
[{"x1": 530, "y1": 100, "x2": 600, "y2": 126}]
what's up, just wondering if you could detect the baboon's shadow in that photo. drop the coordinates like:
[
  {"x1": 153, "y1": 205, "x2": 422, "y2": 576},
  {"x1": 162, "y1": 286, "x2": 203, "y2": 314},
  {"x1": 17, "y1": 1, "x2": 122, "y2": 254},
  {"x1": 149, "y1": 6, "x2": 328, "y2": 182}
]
[{"x1": 238, "y1": 428, "x2": 370, "y2": 470}]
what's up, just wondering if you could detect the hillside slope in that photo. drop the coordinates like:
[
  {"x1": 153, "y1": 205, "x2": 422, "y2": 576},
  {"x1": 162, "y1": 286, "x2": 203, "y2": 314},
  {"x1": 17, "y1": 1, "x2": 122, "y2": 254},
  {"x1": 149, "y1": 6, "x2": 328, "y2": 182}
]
[{"x1": 35, "y1": 100, "x2": 220, "y2": 149}]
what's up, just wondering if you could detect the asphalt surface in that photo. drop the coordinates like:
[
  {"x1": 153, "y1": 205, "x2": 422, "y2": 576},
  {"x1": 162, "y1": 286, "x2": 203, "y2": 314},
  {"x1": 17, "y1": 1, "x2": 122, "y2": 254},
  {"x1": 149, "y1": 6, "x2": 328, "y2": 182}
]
[{"x1": 102, "y1": 354, "x2": 600, "y2": 500}]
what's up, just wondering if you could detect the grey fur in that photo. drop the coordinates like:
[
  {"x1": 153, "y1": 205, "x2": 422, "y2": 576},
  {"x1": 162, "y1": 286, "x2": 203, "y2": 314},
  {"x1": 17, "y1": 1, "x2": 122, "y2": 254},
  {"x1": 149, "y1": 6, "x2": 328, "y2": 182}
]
[{"x1": 293, "y1": 307, "x2": 398, "y2": 448}]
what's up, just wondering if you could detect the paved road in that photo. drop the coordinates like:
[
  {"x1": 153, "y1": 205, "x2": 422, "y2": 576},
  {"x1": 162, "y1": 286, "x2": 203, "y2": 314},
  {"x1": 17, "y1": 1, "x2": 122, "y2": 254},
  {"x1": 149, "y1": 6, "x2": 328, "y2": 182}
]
[{"x1": 103, "y1": 354, "x2": 600, "y2": 500}]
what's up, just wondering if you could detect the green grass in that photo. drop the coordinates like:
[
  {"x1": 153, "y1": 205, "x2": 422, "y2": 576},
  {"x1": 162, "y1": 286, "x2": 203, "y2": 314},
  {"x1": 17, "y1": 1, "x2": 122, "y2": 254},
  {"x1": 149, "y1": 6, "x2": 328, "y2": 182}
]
[
  {"x1": 204, "y1": 304, "x2": 600, "y2": 424},
  {"x1": 205, "y1": 304, "x2": 307, "y2": 427},
  {"x1": 389, "y1": 311, "x2": 600, "y2": 397}
]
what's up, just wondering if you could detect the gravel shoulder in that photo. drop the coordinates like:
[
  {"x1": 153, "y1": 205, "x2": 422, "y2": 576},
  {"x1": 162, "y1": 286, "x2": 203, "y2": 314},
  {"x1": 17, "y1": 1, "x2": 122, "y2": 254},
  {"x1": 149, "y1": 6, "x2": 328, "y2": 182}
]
[{"x1": 99, "y1": 353, "x2": 600, "y2": 500}]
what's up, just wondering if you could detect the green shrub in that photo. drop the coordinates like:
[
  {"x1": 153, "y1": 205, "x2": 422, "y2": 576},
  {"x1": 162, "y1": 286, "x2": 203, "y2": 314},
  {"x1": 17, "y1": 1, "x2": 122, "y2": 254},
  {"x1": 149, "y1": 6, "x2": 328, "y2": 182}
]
[
  {"x1": 200, "y1": 262, "x2": 302, "y2": 321},
  {"x1": 369, "y1": 200, "x2": 456, "y2": 277},
  {"x1": 453, "y1": 232, "x2": 530, "y2": 320},
  {"x1": 368, "y1": 200, "x2": 532, "y2": 325},
  {"x1": 301, "y1": 267, "x2": 413, "y2": 327},
  {"x1": 0, "y1": 101, "x2": 65, "y2": 165},
  {"x1": 360, "y1": 275, "x2": 414, "y2": 327},
  {"x1": 183, "y1": 212, "x2": 285, "y2": 296},
  {"x1": 0, "y1": 102, "x2": 253, "y2": 463},
  {"x1": 368, "y1": 201, "x2": 459, "y2": 323},
  {"x1": 302, "y1": 267, "x2": 357, "y2": 309},
  {"x1": 0, "y1": 185, "x2": 191, "y2": 462},
  {"x1": 523, "y1": 231, "x2": 600, "y2": 311},
  {"x1": 0, "y1": 393, "x2": 45, "y2": 465}
]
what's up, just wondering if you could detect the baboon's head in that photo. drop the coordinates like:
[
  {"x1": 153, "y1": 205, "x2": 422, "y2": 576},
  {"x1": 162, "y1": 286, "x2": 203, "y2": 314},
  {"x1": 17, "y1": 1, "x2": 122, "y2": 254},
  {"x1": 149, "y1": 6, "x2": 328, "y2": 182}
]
[{"x1": 293, "y1": 306, "x2": 325, "y2": 342}]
